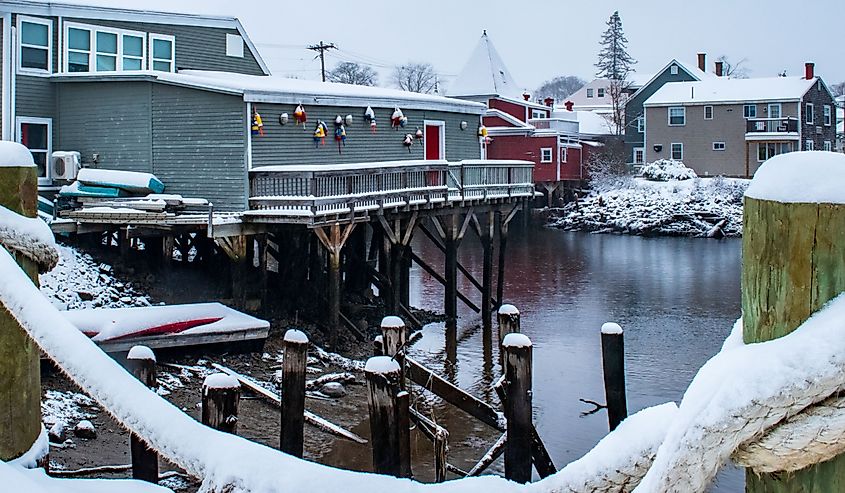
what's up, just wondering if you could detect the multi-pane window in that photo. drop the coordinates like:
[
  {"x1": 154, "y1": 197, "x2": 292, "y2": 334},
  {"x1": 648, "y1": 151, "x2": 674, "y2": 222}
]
[
  {"x1": 668, "y1": 107, "x2": 685, "y2": 126},
  {"x1": 768, "y1": 103, "x2": 781, "y2": 119},
  {"x1": 671, "y1": 143, "x2": 683, "y2": 160},
  {"x1": 743, "y1": 104, "x2": 757, "y2": 118},
  {"x1": 805, "y1": 140, "x2": 814, "y2": 151},
  {"x1": 633, "y1": 148, "x2": 644, "y2": 164},
  {"x1": 824, "y1": 105, "x2": 832, "y2": 126},
  {"x1": 63, "y1": 23, "x2": 147, "y2": 72},
  {"x1": 586, "y1": 88, "x2": 594, "y2": 98},
  {"x1": 824, "y1": 141, "x2": 832, "y2": 151},
  {"x1": 19, "y1": 18, "x2": 51, "y2": 72},
  {"x1": 151, "y1": 34, "x2": 175, "y2": 72},
  {"x1": 17, "y1": 118, "x2": 51, "y2": 179},
  {"x1": 636, "y1": 116, "x2": 645, "y2": 133},
  {"x1": 712, "y1": 142, "x2": 726, "y2": 151},
  {"x1": 560, "y1": 147, "x2": 567, "y2": 163},
  {"x1": 540, "y1": 148, "x2": 553, "y2": 163},
  {"x1": 758, "y1": 142, "x2": 794, "y2": 162},
  {"x1": 597, "y1": 88, "x2": 605, "y2": 98},
  {"x1": 805, "y1": 103, "x2": 814, "y2": 124},
  {"x1": 531, "y1": 109, "x2": 547, "y2": 119},
  {"x1": 704, "y1": 105, "x2": 713, "y2": 120}
]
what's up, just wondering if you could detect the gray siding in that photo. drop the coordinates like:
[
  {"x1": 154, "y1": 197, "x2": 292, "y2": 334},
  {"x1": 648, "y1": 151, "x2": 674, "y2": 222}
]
[
  {"x1": 64, "y1": 18, "x2": 265, "y2": 75},
  {"x1": 800, "y1": 80, "x2": 837, "y2": 150},
  {"x1": 152, "y1": 84, "x2": 246, "y2": 211},
  {"x1": 251, "y1": 104, "x2": 481, "y2": 167},
  {"x1": 625, "y1": 63, "x2": 702, "y2": 163},
  {"x1": 56, "y1": 81, "x2": 152, "y2": 171},
  {"x1": 13, "y1": 14, "x2": 59, "y2": 141}
]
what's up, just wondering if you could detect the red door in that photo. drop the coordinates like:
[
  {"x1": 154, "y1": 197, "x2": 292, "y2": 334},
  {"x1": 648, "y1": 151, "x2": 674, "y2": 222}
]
[{"x1": 425, "y1": 125, "x2": 441, "y2": 160}]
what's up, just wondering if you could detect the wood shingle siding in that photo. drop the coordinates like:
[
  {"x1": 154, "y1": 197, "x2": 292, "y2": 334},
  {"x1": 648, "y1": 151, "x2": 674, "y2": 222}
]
[
  {"x1": 151, "y1": 84, "x2": 246, "y2": 211},
  {"x1": 250, "y1": 105, "x2": 480, "y2": 167}
]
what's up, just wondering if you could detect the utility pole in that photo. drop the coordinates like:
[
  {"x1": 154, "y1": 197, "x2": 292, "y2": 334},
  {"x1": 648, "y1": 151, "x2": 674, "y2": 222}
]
[{"x1": 307, "y1": 41, "x2": 336, "y2": 82}]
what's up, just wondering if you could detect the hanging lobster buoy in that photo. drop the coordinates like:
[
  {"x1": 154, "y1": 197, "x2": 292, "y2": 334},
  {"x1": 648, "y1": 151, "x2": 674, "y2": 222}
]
[
  {"x1": 403, "y1": 133, "x2": 414, "y2": 153},
  {"x1": 364, "y1": 106, "x2": 376, "y2": 123},
  {"x1": 415, "y1": 127, "x2": 424, "y2": 140},
  {"x1": 279, "y1": 112, "x2": 289, "y2": 125},
  {"x1": 294, "y1": 104, "x2": 307, "y2": 128},
  {"x1": 335, "y1": 125, "x2": 347, "y2": 154},
  {"x1": 391, "y1": 107, "x2": 404, "y2": 129},
  {"x1": 478, "y1": 125, "x2": 488, "y2": 138},
  {"x1": 313, "y1": 121, "x2": 327, "y2": 147},
  {"x1": 251, "y1": 107, "x2": 265, "y2": 136},
  {"x1": 345, "y1": 114, "x2": 354, "y2": 126},
  {"x1": 335, "y1": 115, "x2": 343, "y2": 126},
  {"x1": 370, "y1": 118, "x2": 377, "y2": 134}
]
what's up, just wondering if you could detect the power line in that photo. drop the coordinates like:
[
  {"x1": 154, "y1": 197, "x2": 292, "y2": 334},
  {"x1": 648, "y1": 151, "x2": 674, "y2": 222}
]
[{"x1": 307, "y1": 41, "x2": 337, "y2": 82}]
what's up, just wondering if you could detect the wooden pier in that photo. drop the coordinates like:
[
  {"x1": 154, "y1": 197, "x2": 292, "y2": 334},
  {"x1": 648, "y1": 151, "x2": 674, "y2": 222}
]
[{"x1": 51, "y1": 159, "x2": 536, "y2": 349}]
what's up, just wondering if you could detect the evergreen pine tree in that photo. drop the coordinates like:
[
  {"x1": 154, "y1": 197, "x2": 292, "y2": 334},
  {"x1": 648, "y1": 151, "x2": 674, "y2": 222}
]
[{"x1": 595, "y1": 11, "x2": 636, "y2": 80}]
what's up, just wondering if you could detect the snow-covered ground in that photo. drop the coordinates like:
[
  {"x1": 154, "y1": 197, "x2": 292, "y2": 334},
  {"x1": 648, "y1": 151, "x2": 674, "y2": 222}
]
[
  {"x1": 549, "y1": 176, "x2": 749, "y2": 237},
  {"x1": 40, "y1": 245, "x2": 153, "y2": 310}
]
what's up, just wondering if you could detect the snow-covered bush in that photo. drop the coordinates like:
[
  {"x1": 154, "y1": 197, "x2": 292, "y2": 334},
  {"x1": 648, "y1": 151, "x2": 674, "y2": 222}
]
[{"x1": 640, "y1": 159, "x2": 698, "y2": 181}]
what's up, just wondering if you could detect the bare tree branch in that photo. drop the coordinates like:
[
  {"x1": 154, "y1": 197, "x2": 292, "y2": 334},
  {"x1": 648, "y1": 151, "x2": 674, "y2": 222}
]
[
  {"x1": 327, "y1": 62, "x2": 378, "y2": 86},
  {"x1": 392, "y1": 62, "x2": 438, "y2": 94}
]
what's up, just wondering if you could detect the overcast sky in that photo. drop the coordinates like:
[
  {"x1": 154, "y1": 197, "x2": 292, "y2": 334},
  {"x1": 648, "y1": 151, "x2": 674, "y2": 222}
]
[{"x1": 66, "y1": 0, "x2": 845, "y2": 91}]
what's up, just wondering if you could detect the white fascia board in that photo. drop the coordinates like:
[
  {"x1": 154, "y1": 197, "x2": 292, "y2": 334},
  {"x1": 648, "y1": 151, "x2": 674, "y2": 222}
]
[
  {"x1": 644, "y1": 97, "x2": 802, "y2": 108},
  {"x1": 486, "y1": 108, "x2": 531, "y2": 128},
  {"x1": 233, "y1": 18, "x2": 269, "y2": 76},
  {"x1": 244, "y1": 91, "x2": 486, "y2": 115},
  {"x1": 0, "y1": 0, "x2": 237, "y2": 28}
]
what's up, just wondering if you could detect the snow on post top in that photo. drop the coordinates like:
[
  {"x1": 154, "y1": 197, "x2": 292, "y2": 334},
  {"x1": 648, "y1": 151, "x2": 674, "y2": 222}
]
[
  {"x1": 498, "y1": 304, "x2": 519, "y2": 315},
  {"x1": 127, "y1": 345, "x2": 156, "y2": 362},
  {"x1": 501, "y1": 332, "x2": 532, "y2": 348},
  {"x1": 364, "y1": 356, "x2": 401, "y2": 374},
  {"x1": 283, "y1": 329, "x2": 308, "y2": 344},
  {"x1": 745, "y1": 151, "x2": 845, "y2": 204},
  {"x1": 202, "y1": 373, "x2": 240, "y2": 390},
  {"x1": 381, "y1": 316, "x2": 405, "y2": 328},
  {"x1": 0, "y1": 141, "x2": 34, "y2": 167},
  {"x1": 601, "y1": 322, "x2": 624, "y2": 335}
]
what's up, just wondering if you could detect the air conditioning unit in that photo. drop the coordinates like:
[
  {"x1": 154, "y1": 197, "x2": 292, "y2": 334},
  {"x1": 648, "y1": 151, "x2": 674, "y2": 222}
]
[{"x1": 51, "y1": 151, "x2": 81, "y2": 180}]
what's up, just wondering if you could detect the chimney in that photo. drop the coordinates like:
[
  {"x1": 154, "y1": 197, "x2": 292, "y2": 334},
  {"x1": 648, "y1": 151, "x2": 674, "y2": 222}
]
[
  {"x1": 543, "y1": 97, "x2": 554, "y2": 107},
  {"x1": 715, "y1": 61, "x2": 724, "y2": 77},
  {"x1": 564, "y1": 100, "x2": 574, "y2": 111},
  {"x1": 522, "y1": 91, "x2": 530, "y2": 101},
  {"x1": 805, "y1": 62, "x2": 815, "y2": 80},
  {"x1": 697, "y1": 53, "x2": 706, "y2": 72}
]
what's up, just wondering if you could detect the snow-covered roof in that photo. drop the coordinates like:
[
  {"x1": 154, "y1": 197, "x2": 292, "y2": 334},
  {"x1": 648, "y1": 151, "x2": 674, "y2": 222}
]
[
  {"x1": 551, "y1": 108, "x2": 615, "y2": 136},
  {"x1": 53, "y1": 70, "x2": 486, "y2": 114},
  {"x1": 644, "y1": 76, "x2": 817, "y2": 107},
  {"x1": 629, "y1": 59, "x2": 716, "y2": 101},
  {"x1": 447, "y1": 31, "x2": 523, "y2": 99},
  {"x1": 484, "y1": 108, "x2": 531, "y2": 128},
  {"x1": 0, "y1": 0, "x2": 270, "y2": 75}
]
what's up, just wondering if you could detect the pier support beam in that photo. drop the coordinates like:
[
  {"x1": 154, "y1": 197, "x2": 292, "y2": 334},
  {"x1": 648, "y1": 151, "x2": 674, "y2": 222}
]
[
  {"x1": 314, "y1": 223, "x2": 356, "y2": 350},
  {"x1": 496, "y1": 205, "x2": 520, "y2": 309},
  {"x1": 377, "y1": 213, "x2": 418, "y2": 315},
  {"x1": 472, "y1": 211, "x2": 496, "y2": 331},
  {"x1": 431, "y1": 212, "x2": 473, "y2": 332}
]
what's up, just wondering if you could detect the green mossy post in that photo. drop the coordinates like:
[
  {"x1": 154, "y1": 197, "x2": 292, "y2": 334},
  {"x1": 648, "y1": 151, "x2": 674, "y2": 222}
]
[
  {"x1": 0, "y1": 164, "x2": 42, "y2": 461},
  {"x1": 743, "y1": 197, "x2": 845, "y2": 491}
]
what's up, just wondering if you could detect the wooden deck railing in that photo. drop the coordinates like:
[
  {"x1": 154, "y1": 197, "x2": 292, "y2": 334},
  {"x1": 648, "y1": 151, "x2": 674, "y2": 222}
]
[{"x1": 248, "y1": 159, "x2": 534, "y2": 220}]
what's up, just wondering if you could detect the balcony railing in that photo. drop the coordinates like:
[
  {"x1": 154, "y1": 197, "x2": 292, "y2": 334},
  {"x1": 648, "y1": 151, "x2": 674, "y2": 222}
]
[
  {"x1": 247, "y1": 159, "x2": 534, "y2": 222},
  {"x1": 746, "y1": 117, "x2": 799, "y2": 134},
  {"x1": 528, "y1": 118, "x2": 579, "y2": 134}
]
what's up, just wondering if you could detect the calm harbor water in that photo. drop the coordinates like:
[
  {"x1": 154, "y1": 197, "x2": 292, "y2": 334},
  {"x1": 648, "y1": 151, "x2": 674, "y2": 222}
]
[{"x1": 328, "y1": 226, "x2": 744, "y2": 489}]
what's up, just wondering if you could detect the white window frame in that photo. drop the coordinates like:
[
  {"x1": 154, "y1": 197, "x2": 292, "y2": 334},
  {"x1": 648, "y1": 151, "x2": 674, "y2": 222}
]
[
  {"x1": 805, "y1": 103, "x2": 814, "y2": 124},
  {"x1": 768, "y1": 103, "x2": 781, "y2": 119},
  {"x1": 743, "y1": 104, "x2": 757, "y2": 119},
  {"x1": 824, "y1": 105, "x2": 832, "y2": 126},
  {"x1": 670, "y1": 142, "x2": 683, "y2": 160},
  {"x1": 225, "y1": 33, "x2": 244, "y2": 58},
  {"x1": 704, "y1": 105, "x2": 713, "y2": 120},
  {"x1": 597, "y1": 87, "x2": 605, "y2": 98},
  {"x1": 712, "y1": 142, "x2": 726, "y2": 151},
  {"x1": 805, "y1": 139, "x2": 814, "y2": 151},
  {"x1": 633, "y1": 147, "x2": 644, "y2": 164},
  {"x1": 17, "y1": 15, "x2": 53, "y2": 75},
  {"x1": 530, "y1": 109, "x2": 546, "y2": 119},
  {"x1": 15, "y1": 116, "x2": 52, "y2": 184},
  {"x1": 586, "y1": 88, "x2": 593, "y2": 98},
  {"x1": 559, "y1": 147, "x2": 567, "y2": 163},
  {"x1": 670, "y1": 64, "x2": 679, "y2": 75},
  {"x1": 668, "y1": 106, "x2": 686, "y2": 126},
  {"x1": 636, "y1": 115, "x2": 644, "y2": 133},
  {"x1": 540, "y1": 147, "x2": 553, "y2": 163},
  {"x1": 423, "y1": 119, "x2": 445, "y2": 160},
  {"x1": 824, "y1": 140, "x2": 832, "y2": 152},
  {"x1": 149, "y1": 33, "x2": 175, "y2": 72},
  {"x1": 63, "y1": 22, "x2": 147, "y2": 73}
]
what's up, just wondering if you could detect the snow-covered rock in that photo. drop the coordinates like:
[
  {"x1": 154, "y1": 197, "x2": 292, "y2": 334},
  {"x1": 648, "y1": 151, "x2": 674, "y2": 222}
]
[
  {"x1": 550, "y1": 177, "x2": 748, "y2": 237},
  {"x1": 73, "y1": 420, "x2": 96, "y2": 439},
  {"x1": 640, "y1": 159, "x2": 698, "y2": 181}
]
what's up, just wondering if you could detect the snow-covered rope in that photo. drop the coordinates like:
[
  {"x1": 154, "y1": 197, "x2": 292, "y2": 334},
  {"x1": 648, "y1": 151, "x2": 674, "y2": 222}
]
[{"x1": 0, "y1": 205, "x2": 58, "y2": 272}]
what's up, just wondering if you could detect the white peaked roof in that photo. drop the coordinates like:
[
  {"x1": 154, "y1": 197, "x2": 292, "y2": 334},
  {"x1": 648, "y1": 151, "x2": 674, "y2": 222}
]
[
  {"x1": 448, "y1": 31, "x2": 523, "y2": 99},
  {"x1": 644, "y1": 76, "x2": 818, "y2": 106}
]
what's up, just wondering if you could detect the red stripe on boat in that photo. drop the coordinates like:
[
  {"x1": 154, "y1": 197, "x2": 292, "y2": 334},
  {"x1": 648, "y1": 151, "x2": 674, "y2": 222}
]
[{"x1": 108, "y1": 317, "x2": 225, "y2": 340}]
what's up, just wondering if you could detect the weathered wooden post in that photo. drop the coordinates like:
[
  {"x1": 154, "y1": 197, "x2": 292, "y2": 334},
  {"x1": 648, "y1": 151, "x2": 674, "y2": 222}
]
[
  {"x1": 497, "y1": 304, "x2": 520, "y2": 342},
  {"x1": 396, "y1": 390, "x2": 412, "y2": 478},
  {"x1": 600, "y1": 322, "x2": 627, "y2": 431},
  {"x1": 743, "y1": 155, "x2": 845, "y2": 491},
  {"x1": 202, "y1": 374, "x2": 240, "y2": 434},
  {"x1": 0, "y1": 145, "x2": 42, "y2": 462},
  {"x1": 126, "y1": 346, "x2": 159, "y2": 482},
  {"x1": 365, "y1": 356, "x2": 402, "y2": 476},
  {"x1": 314, "y1": 223, "x2": 355, "y2": 350},
  {"x1": 502, "y1": 333, "x2": 532, "y2": 483},
  {"x1": 280, "y1": 329, "x2": 308, "y2": 457},
  {"x1": 373, "y1": 335, "x2": 384, "y2": 356},
  {"x1": 479, "y1": 211, "x2": 495, "y2": 332},
  {"x1": 380, "y1": 316, "x2": 407, "y2": 358}
]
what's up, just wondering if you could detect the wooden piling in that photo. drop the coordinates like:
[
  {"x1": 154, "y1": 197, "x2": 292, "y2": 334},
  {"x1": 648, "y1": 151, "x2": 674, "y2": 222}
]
[
  {"x1": 743, "y1": 185, "x2": 845, "y2": 491},
  {"x1": 0, "y1": 154, "x2": 42, "y2": 461},
  {"x1": 314, "y1": 223, "x2": 355, "y2": 350},
  {"x1": 479, "y1": 212, "x2": 495, "y2": 332},
  {"x1": 280, "y1": 330, "x2": 308, "y2": 457},
  {"x1": 502, "y1": 333, "x2": 533, "y2": 484},
  {"x1": 380, "y1": 316, "x2": 407, "y2": 358},
  {"x1": 600, "y1": 322, "x2": 627, "y2": 431},
  {"x1": 444, "y1": 222, "x2": 458, "y2": 331},
  {"x1": 496, "y1": 211, "x2": 509, "y2": 308},
  {"x1": 126, "y1": 346, "x2": 158, "y2": 482},
  {"x1": 497, "y1": 304, "x2": 521, "y2": 342},
  {"x1": 365, "y1": 356, "x2": 402, "y2": 476},
  {"x1": 202, "y1": 374, "x2": 241, "y2": 434},
  {"x1": 396, "y1": 390, "x2": 412, "y2": 478}
]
